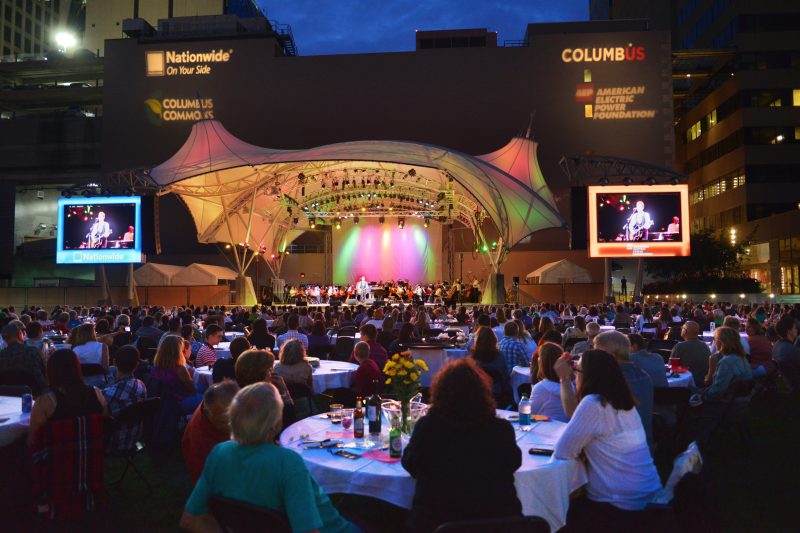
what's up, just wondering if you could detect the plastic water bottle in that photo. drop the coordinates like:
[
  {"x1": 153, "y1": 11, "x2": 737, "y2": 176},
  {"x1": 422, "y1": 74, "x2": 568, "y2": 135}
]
[{"x1": 518, "y1": 394, "x2": 532, "y2": 426}]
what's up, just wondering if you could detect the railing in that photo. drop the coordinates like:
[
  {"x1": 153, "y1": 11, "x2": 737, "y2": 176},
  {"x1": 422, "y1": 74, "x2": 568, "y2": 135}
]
[
  {"x1": 285, "y1": 244, "x2": 324, "y2": 254},
  {"x1": 503, "y1": 39, "x2": 529, "y2": 48}
]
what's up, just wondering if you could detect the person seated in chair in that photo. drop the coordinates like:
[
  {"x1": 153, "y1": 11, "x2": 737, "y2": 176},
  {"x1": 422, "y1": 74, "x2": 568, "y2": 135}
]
[
  {"x1": 628, "y1": 333, "x2": 668, "y2": 388},
  {"x1": 212, "y1": 336, "x2": 250, "y2": 384},
  {"x1": 348, "y1": 324, "x2": 388, "y2": 368},
  {"x1": 196, "y1": 325, "x2": 224, "y2": 368},
  {"x1": 0, "y1": 321, "x2": 47, "y2": 395},
  {"x1": 180, "y1": 383, "x2": 356, "y2": 533},
  {"x1": 352, "y1": 341, "x2": 382, "y2": 397},
  {"x1": 772, "y1": 316, "x2": 800, "y2": 393},
  {"x1": 29, "y1": 349, "x2": 108, "y2": 445},
  {"x1": 402, "y1": 359, "x2": 522, "y2": 531},
  {"x1": 247, "y1": 318, "x2": 276, "y2": 351},
  {"x1": 274, "y1": 339, "x2": 312, "y2": 389},
  {"x1": 182, "y1": 380, "x2": 239, "y2": 484},
  {"x1": 102, "y1": 345, "x2": 147, "y2": 454}
]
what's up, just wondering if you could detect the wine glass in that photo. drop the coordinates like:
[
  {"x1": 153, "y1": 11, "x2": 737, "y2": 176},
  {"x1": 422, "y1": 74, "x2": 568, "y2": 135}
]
[{"x1": 341, "y1": 409, "x2": 354, "y2": 431}]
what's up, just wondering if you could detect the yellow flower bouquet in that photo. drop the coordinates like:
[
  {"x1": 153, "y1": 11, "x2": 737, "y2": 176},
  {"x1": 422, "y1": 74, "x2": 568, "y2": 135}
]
[{"x1": 383, "y1": 352, "x2": 429, "y2": 433}]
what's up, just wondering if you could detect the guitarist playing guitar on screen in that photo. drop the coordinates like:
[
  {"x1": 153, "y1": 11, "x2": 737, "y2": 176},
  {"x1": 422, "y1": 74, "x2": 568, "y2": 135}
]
[
  {"x1": 86, "y1": 211, "x2": 113, "y2": 249},
  {"x1": 622, "y1": 200, "x2": 653, "y2": 241}
]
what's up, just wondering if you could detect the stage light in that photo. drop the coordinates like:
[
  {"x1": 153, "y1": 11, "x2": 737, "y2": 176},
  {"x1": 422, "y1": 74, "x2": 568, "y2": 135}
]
[
  {"x1": 292, "y1": 217, "x2": 299, "y2": 224},
  {"x1": 354, "y1": 216, "x2": 359, "y2": 225},
  {"x1": 670, "y1": 177, "x2": 679, "y2": 185},
  {"x1": 622, "y1": 177, "x2": 632, "y2": 186},
  {"x1": 225, "y1": 244, "x2": 231, "y2": 250},
  {"x1": 599, "y1": 177, "x2": 609, "y2": 185},
  {"x1": 408, "y1": 169, "x2": 416, "y2": 176},
  {"x1": 398, "y1": 217, "x2": 405, "y2": 229},
  {"x1": 424, "y1": 217, "x2": 430, "y2": 228},
  {"x1": 309, "y1": 217, "x2": 316, "y2": 229},
  {"x1": 335, "y1": 219, "x2": 341, "y2": 230},
  {"x1": 769, "y1": 293, "x2": 775, "y2": 298},
  {"x1": 645, "y1": 176, "x2": 657, "y2": 185}
]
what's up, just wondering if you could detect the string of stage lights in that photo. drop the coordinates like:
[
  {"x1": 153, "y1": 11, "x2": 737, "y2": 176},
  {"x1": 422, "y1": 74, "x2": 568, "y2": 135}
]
[{"x1": 281, "y1": 167, "x2": 482, "y2": 232}]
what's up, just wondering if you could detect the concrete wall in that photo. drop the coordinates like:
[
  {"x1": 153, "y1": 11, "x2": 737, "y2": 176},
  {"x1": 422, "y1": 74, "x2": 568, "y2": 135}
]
[{"x1": 279, "y1": 253, "x2": 327, "y2": 285}]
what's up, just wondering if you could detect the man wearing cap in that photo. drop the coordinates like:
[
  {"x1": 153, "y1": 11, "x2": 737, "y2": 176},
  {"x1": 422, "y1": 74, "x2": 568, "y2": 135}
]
[{"x1": 0, "y1": 321, "x2": 48, "y2": 396}]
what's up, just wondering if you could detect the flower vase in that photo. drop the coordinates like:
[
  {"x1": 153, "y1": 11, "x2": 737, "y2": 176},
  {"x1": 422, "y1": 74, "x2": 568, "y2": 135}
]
[{"x1": 400, "y1": 397, "x2": 411, "y2": 435}]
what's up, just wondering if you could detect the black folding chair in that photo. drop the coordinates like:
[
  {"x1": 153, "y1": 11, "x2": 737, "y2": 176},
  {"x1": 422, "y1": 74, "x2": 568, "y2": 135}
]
[
  {"x1": 434, "y1": 515, "x2": 550, "y2": 533},
  {"x1": 107, "y1": 397, "x2": 162, "y2": 493},
  {"x1": 563, "y1": 337, "x2": 582, "y2": 353},
  {"x1": 0, "y1": 369, "x2": 43, "y2": 396},
  {"x1": 337, "y1": 326, "x2": 357, "y2": 337},
  {"x1": 81, "y1": 363, "x2": 109, "y2": 385},
  {"x1": 647, "y1": 339, "x2": 677, "y2": 352},
  {"x1": 332, "y1": 336, "x2": 355, "y2": 362},
  {"x1": 208, "y1": 494, "x2": 291, "y2": 533},
  {"x1": 307, "y1": 344, "x2": 332, "y2": 360},
  {"x1": 286, "y1": 382, "x2": 315, "y2": 420},
  {"x1": 696, "y1": 378, "x2": 755, "y2": 452}
]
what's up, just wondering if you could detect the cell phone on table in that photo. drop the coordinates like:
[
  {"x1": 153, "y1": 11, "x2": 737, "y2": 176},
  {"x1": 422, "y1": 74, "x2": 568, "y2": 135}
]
[{"x1": 528, "y1": 447, "x2": 554, "y2": 456}]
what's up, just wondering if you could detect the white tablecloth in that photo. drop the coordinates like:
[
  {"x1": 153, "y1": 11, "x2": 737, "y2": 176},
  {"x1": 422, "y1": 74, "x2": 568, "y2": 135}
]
[
  {"x1": 0, "y1": 395, "x2": 30, "y2": 447},
  {"x1": 406, "y1": 348, "x2": 449, "y2": 387},
  {"x1": 279, "y1": 410, "x2": 586, "y2": 532},
  {"x1": 701, "y1": 330, "x2": 747, "y2": 341},
  {"x1": 443, "y1": 348, "x2": 468, "y2": 360},
  {"x1": 224, "y1": 331, "x2": 246, "y2": 341},
  {"x1": 328, "y1": 333, "x2": 361, "y2": 346},
  {"x1": 511, "y1": 366, "x2": 695, "y2": 403},
  {"x1": 213, "y1": 342, "x2": 232, "y2": 360},
  {"x1": 192, "y1": 360, "x2": 358, "y2": 394}
]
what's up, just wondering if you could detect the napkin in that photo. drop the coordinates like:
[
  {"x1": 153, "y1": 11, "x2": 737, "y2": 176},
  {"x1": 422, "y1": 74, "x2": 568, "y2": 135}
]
[
  {"x1": 361, "y1": 449, "x2": 401, "y2": 463},
  {"x1": 326, "y1": 431, "x2": 353, "y2": 439}
]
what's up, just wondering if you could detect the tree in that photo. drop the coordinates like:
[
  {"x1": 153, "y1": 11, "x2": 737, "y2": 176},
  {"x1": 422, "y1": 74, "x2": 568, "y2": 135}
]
[{"x1": 645, "y1": 228, "x2": 746, "y2": 281}]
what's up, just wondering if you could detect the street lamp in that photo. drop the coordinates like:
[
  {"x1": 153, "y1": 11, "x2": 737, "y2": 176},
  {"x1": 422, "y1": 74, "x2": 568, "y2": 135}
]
[{"x1": 54, "y1": 31, "x2": 77, "y2": 53}]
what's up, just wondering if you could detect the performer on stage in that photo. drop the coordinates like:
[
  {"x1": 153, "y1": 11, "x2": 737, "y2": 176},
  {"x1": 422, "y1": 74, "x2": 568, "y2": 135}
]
[
  {"x1": 623, "y1": 201, "x2": 653, "y2": 241},
  {"x1": 87, "y1": 211, "x2": 112, "y2": 249},
  {"x1": 123, "y1": 225, "x2": 135, "y2": 242},
  {"x1": 355, "y1": 276, "x2": 369, "y2": 301}
]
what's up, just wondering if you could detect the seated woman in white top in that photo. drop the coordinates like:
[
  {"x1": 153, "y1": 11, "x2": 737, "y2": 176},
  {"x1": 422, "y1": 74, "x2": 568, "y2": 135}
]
[
  {"x1": 68, "y1": 322, "x2": 110, "y2": 387},
  {"x1": 530, "y1": 342, "x2": 571, "y2": 422},
  {"x1": 563, "y1": 315, "x2": 588, "y2": 344},
  {"x1": 553, "y1": 349, "x2": 661, "y2": 530}
]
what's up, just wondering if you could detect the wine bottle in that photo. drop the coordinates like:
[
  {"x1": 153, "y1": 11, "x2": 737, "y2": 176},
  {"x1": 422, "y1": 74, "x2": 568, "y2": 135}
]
[
  {"x1": 367, "y1": 382, "x2": 382, "y2": 434},
  {"x1": 353, "y1": 396, "x2": 365, "y2": 438}
]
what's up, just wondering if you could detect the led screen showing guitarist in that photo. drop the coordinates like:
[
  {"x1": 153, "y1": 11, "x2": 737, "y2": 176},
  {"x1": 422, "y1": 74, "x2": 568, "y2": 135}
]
[
  {"x1": 622, "y1": 201, "x2": 652, "y2": 241},
  {"x1": 86, "y1": 211, "x2": 113, "y2": 248}
]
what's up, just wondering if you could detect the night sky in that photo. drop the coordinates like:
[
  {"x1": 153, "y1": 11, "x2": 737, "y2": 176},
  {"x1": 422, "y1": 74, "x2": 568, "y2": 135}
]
[{"x1": 258, "y1": 0, "x2": 588, "y2": 56}]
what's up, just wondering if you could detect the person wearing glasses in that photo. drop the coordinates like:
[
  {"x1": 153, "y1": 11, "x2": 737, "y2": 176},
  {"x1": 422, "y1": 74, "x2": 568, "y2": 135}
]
[{"x1": 553, "y1": 350, "x2": 661, "y2": 531}]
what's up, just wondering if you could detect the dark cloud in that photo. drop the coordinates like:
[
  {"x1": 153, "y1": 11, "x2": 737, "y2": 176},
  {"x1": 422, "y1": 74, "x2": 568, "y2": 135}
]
[{"x1": 258, "y1": 1, "x2": 588, "y2": 56}]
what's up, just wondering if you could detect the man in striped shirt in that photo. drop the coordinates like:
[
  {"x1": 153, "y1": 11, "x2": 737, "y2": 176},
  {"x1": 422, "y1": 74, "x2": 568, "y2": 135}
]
[{"x1": 196, "y1": 324, "x2": 224, "y2": 367}]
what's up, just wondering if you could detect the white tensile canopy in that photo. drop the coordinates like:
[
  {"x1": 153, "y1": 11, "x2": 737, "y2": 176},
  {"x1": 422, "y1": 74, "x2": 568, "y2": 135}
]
[
  {"x1": 133, "y1": 263, "x2": 184, "y2": 286},
  {"x1": 171, "y1": 263, "x2": 239, "y2": 286},
  {"x1": 148, "y1": 120, "x2": 565, "y2": 303},
  {"x1": 526, "y1": 259, "x2": 592, "y2": 284}
]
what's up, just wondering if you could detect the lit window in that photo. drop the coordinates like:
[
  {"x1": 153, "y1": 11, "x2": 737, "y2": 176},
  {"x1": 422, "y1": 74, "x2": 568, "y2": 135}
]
[
  {"x1": 584, "y1": 104, "x2": 593, "y2": 118},
  {"x1": 793, "y1": 89, "x2": 800, "y2": 106},
  {"x1": 584, "y1": 69, "x2": 591, "y2": 83}
]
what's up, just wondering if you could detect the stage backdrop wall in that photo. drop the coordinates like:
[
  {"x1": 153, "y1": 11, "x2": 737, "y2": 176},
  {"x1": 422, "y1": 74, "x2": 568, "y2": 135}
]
[{"x1": 332, "y1": 218, "x2": 441, "y2": 285}]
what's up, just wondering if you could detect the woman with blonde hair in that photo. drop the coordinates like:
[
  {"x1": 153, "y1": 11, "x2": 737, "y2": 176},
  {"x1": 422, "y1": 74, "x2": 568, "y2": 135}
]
[
  {"x1": 153, "y1": 334, "x2": 202, "y2": 413},
  {"x1": 702, "y1": 326, "x2": 752, "y2": 401},
  {"x1": 274, "y1": 339, "x2": 312, "y2": 388},
  {"x1": 69, "y1": 322, "x2": 109, "y2": 387}
]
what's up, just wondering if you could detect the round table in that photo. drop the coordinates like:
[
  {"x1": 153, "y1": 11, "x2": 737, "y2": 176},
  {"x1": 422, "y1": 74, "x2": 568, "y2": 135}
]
[
  {"x1": 0, "y1": 395, "x2": 30, "y2": 447},
  {"x1": 279, "y1": 409, "x2": 587, "y2": 532},
  {"x1": 213, "y1": 342, "x2": 232, "y2": 360},
  {"x1": 192, "y1": 360, "x2": 358, "y2": 394},
  {"x1": 511, "y1": 366, "x2": 695, "y2": 403}
]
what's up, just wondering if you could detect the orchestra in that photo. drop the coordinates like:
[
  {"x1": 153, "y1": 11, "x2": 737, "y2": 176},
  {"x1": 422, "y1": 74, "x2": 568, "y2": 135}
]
[{"x1": 277, "y1": 278, "x2": 482, "y2": 305}]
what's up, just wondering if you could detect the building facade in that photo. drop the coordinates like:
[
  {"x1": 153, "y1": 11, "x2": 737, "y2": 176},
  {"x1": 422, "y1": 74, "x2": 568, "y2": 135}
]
[
  {"x1": 593, "y1": 0, "x2": 800, "y2": 297},
  {"x1": 0, "y1": 0, "x2": 83, "y2": 57}
]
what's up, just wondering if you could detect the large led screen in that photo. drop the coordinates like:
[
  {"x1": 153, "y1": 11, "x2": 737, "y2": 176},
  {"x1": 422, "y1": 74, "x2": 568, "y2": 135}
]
[
  {"x1": 588, "y1": 185, "x2": 689, "y2": 258},
  {"x1": 57, "y1": 197, "x2": 143, "y2": 264}
]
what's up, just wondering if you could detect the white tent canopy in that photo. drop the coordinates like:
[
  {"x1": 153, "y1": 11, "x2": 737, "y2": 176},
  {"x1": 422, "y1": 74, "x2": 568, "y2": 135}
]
[
  {"x1": 171, "y1": 263, "x2": 239, "y2": 286},
  {"x1": 133, "y1": 263, "x2": 184, "y2": 286},
  {"x1": 149, "y1": 121, "x2": 565, "y2": 264},
  {"x1": 526, "y1": 259, "x2": 592, "y2": 284}
]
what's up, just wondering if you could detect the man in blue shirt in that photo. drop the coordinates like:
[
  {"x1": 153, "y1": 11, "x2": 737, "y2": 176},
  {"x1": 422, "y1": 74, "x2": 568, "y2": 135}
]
[
  {"x1": 628, "y1": 333, "x2": 668, "y2": 388},
  {"x1": 498, "y1": 322, "x2": 530, "y2": 377},
  {"x1": 594, "y1": 330, "x2": 654, "y2": 447}
]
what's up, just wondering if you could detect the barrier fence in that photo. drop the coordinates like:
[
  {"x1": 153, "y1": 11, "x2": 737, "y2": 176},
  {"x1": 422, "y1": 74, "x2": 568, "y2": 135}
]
[{"x1": 0, "y1": 285, "x2": 230, "y2": 308}]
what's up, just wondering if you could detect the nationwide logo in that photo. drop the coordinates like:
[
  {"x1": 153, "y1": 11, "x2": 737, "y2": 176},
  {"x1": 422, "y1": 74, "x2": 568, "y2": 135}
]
[
  {"x1": 146, "y1": 48, "x2": 233, "y2": 77},
  {"x1": 561, "y1": 44, "x2": 646, "y2": 63},
  {"x1": 144, "y1": 97, "x2": 215, "y2": 122}
]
